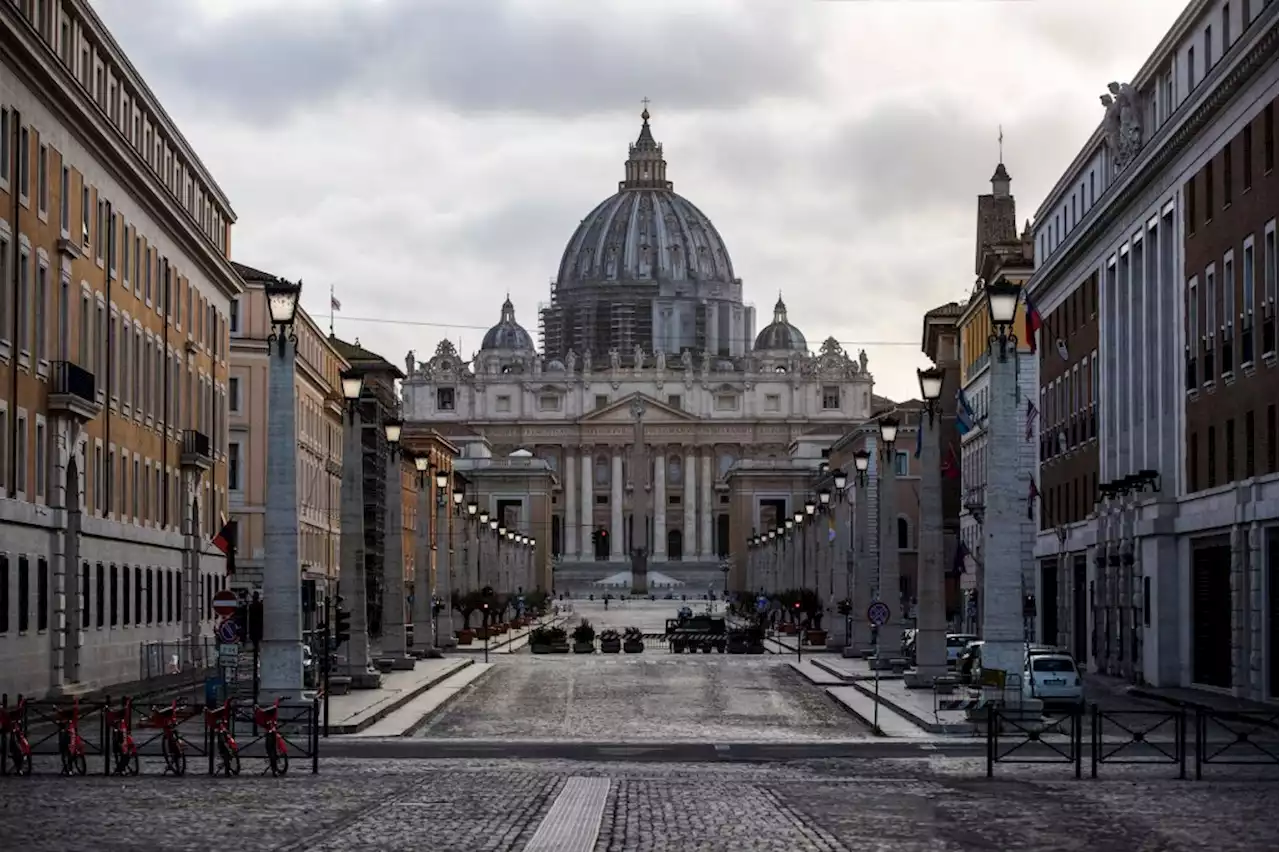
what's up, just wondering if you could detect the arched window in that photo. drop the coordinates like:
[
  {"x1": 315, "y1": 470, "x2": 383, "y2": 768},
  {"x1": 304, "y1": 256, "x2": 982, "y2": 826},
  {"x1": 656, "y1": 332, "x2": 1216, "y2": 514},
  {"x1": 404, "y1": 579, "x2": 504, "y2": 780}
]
[
  {"x1": 897, "y1": 516, "x2": 911, "y2": 550},
  {"x1": 667, "y1": 454, "x2": 682, "y2": 484},
  {"x1": 594, "y1": 454, "x2": 610, "y2": 487}
]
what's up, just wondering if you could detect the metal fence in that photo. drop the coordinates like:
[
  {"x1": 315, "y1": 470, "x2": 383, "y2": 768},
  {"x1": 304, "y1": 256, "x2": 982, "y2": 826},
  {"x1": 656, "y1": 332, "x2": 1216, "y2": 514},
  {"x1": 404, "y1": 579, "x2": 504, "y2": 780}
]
[
  {"x1": 985, "y1": 703, "x2": 1277, "y2": 780},
  {"x1": 0, "y1": 693, "x2": 320, "y2": 777}
]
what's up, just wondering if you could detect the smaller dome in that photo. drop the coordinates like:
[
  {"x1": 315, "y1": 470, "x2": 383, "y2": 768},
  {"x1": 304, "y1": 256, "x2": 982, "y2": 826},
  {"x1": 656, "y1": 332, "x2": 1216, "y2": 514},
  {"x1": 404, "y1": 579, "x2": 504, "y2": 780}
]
[
  {"x1": 753, "y1": 295, "x2": 808, "y2": 352},
  {"x1": 481, "y1": 296, "x2": 535, "y2": 352}
]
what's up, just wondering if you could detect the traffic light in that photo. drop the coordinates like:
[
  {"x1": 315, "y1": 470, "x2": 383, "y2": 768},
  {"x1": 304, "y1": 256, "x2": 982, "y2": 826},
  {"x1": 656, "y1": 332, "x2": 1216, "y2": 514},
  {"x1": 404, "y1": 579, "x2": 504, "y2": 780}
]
[
  {"x1": 248, "y1": 598, "x2": 264, "y2": 644},
  {"x1": 334, "y1": 597, "x2": 352, "y2": 645}
]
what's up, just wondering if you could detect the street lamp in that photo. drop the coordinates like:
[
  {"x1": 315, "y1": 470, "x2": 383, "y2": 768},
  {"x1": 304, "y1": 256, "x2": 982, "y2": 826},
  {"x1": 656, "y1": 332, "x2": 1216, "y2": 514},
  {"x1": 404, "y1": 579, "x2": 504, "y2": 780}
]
[
  {"x1": 909, "y1": 372, "x2": 948, "y2": 686},
  {"x1": 879, "y1": 416, "x2": 900, "y2": 450},
  {"x1": 336, "y1": 368, "x2": 379, "y2": 685},
  {"x1": 412, "y1": 454, "x2": 434, "y2": 655},
  {"x1": 804, "y1": 499, "x2": 817, "y2": 517},
  {"x1": 379, "y1": 418, "x2": 412, "y2": 667},
  {"x1": 433, "y1": 464, "x2": 455, "y2": 648},
  {"x1": 260, "y1": 276, "x2": 305, "y2": 700},
  {"x1": 873, "y1": 414, "x2": 901, "y2": 668},
  {"x1": 852, "y1": 450, "x2": 870, "y2": 487},
  {"x1": 984, "y1": 277, "x2": 1022, "y2": 361}
]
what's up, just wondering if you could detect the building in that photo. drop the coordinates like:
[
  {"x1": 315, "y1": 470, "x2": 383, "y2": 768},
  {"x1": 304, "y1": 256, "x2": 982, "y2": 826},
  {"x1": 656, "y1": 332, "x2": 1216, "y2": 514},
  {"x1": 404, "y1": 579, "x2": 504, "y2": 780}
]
[
  {"x1": 1027, "y1": 0, "x2": 1277, "y2": 701},
  {"x1": 226, "y1": 263, "x2": 347, "y2": 630},
  {"x1": 920, "y1": 301, "x2": 966, "y2": 626},
  {"x1": 0, "y1": 0, "x2": 240, "y2": 698},
  {"x1": 402, "y1": 110, "x2": 876, "y2": 593},
  {"x1": 955, "y1": 164, "x2": 1040, "y2": 637},
  {"x1": 330, "y1": 337, "x2": 404, "y2": 637},
  {"x1": 399, "y1": 428, "x2": 458, "y2": 608}
]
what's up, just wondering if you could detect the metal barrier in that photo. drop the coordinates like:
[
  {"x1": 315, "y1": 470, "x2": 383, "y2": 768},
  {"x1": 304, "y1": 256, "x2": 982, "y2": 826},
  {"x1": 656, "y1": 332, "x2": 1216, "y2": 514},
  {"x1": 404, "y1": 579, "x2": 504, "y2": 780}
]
[
  {"x1": 1194, "y1": 707, "x2": 1278, "y2": 780},
  {"x1": 1089, "y1": 705, "x2": 1186, "y2": 779},
  {"x1": 986, "y1": 706, "x2": 1083, "y2": 778},
  {"x1": 0, "y1": 693, "x2": 319, "y2": 776}
]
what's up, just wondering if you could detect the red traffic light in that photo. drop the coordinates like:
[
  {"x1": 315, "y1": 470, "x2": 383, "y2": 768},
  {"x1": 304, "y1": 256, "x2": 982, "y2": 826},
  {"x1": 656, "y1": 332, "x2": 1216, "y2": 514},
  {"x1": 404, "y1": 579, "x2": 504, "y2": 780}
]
[
  {"x1": 481, "y1": 602, "x2": 488, "y2": 610},
  {"x1": 793, "y1": 602, "x2": 801, "y2": 608}
]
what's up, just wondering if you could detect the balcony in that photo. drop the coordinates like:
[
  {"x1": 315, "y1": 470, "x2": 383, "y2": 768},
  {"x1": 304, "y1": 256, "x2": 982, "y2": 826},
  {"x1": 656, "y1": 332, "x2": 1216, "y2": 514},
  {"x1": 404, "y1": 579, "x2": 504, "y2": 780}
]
[
  {"x1": 47, "y1": 361, "x2": 102, "y2": 421},
  {"x1": 180, "y1": 429, "x2": 213, "y2": 471}
]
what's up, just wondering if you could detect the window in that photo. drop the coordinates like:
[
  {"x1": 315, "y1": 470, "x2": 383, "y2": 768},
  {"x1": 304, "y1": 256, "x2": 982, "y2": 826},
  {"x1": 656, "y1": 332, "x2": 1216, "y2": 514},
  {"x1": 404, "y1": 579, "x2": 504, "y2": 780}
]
[
  {"x1": 16, "y1": 557, "x2": 29, "y2": 632},
  {"x1": 1243, "y1": 124, "x2": 1253, "y2": 191},
  {"x1": 36, "y1": 557, "x2": 47, "y2": 631},
  {"x1": 1186, "y1": 178, "x2": 1196, "y2": 233},
  {"x1": 135, "y1": 567, "x2": 143, "y2": 625},
  {"x1": 1189, "y1": 276, "x2": 1200, "y2": 347},
  {"x1": 495, "y1": 394, "x2": 511, "y2": 413},
  {"x1": 594, "y1": 394, "x2": 609, "y2": 410},
  {"x1": 15, "y1": 413, "x2": 27, "y2": 495},
  {"x1": 0, "y1": 236, "x2": 8, "y2": 341},
  {"x1": 37, "y1": 144, "x2": 48, "y2": 214},
  {"x1": 0, "y1": 557, "x2": 7, "y2": 633},
  {"x1": 95, "y1": 199, "x2": 104, "y2": 262},
  {"x1": 538, "y1": 394, "x2": 560, "y2": 412},
  {"x1": 107, "y1": 202, "x2": 116, "y2": 274},
  {"x1": 1204, "y1": 26, "x2": 1213, "y2": 72},
  {"x1": 1244, "y1": 237, "x2": 1256, "y2": 325},
  {"x1": 228, "y1": 442, "x2": 241, "y2": 491},
  {"x1": 80, "y1": 562, "x2": 90, "y2": 628},
  {"x1": 145, "y1": 568, "x2": 153, "y2": 624},
  {"x1": 1265, "y1": 102, "x2": 1275, "y2": 173},
  {"x1": 59, "y1": 165, "x2": 70, "y2": 233},
  {"x1": 17, "y1": 126, "x2": 29, "y2": 198},
  {"x1": 122, "y1": 566, "x2": 130, "y2": 625},
  {"x1": 822, "y1": 386, "x2": 840, "y2": 410},
  {"x1": 1223, "y1": 141, "x2": 1233, "y2": 206},
  {"x1": 229, "y1": 299, "x2": 239, "y2": 334},
  {"x1": 894, "y1": 450, "x2": 909, "y2": 476},
  {"x1": 715, "y1": 394, "x2": 738, "y2": 411},
  {"x1": 109, "y1": 564, "x2": 118, "y2": 627},
  {"x1": 35, "y1": 263, "x2": 47, "y2": 363},
  {"x1": 1207, "y1": 426, "x2": 1217, "y2": 488},
  {"x1": 95, "y1": 562, "x2": 105, "y2": 627},
  {"x1": 1222, "y1": 3, "x2": 1231, "y2": 52},
  {"x1": 897, "y1": 517, "x2": 910, "y2": 550},
  {"x1": 228, "y1": 376, "x2": 240, "y2": 411},
  {"x1": 81, "y1": 185, "x2": 91, "y2": 246},
  {"x1": 0, "y1": 108, "x2": 8, "y2": 184},
  {"x1": 1246, "y1": 410, "x2": 1257, "y2": 477},
  {"x1": 35, "y1": 420, "x2": 46, "y2": 500},
  {"x1": 666, "y1": 395, "x2": 682, "y2": 410},
  {"x1": 436, "y1": 387, "x2": 455, "y2": 411},
  {"x1": 17, "y1": 248, "x2": 29, "y2": 355},
  {"x1": 764, "y1": 393, "x2": 781, "y2": 412},
  {"x1": 1265, "y1": 221, "x2": 1277, "y2": 315}
]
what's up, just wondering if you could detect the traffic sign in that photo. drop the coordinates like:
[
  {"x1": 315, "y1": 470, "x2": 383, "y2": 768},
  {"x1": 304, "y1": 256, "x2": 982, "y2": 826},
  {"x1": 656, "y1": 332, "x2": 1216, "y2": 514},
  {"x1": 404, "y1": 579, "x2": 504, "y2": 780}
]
[
  {"x1": 217, "y1": 642, "x2": 240, "y2": 667},
  {"x1": 867, "y1": 601, "x2": 891, "y2": 627},
  {"x1": 212, "y1": 589, "x2": 239, "y2": 618},
  {"x1": 756, "y1": 596, "x2": 768, "y2": 613},
  {"x1": 216, "y1": 618, "x2": 239, "y2": 643}
]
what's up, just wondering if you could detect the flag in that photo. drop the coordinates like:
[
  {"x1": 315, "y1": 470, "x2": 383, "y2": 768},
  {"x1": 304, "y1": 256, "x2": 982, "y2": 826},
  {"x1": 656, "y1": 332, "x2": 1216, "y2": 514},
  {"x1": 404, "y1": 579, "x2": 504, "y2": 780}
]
[
  {"x1": 955, "y1": 388, "x2": 975, "y2": 435},
  {"x1": 212, "y1": 518, "x2": 237, "y2": 574},
  {"x1": 913, "y1": 419, "x2": 923, "y2": 459},
  {"x1": 1025, "y1": 398, "x2": 1039, "y2": 442},
  {"x1": 1027, "y1": 477, "x2": 1041, "y2": 521},
  {"x1": 951, "y1": 540, "x2": 970, "y2": 575},
  {"x1": 330, "y1": 295, "x2": 342, "y2": 311},
  {"x1": 942, "y1": 443, "x2": 961, "y2": 479},
  {"x1": 1024, "y1": 291, "x2": 1044, "y2": 354}
]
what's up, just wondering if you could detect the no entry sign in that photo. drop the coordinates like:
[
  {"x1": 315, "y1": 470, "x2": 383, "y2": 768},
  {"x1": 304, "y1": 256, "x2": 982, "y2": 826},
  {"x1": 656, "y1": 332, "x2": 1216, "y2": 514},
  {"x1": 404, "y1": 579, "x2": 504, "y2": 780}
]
[{"x1": 212, "y1": 589, "x2": 239, "y2": 618}]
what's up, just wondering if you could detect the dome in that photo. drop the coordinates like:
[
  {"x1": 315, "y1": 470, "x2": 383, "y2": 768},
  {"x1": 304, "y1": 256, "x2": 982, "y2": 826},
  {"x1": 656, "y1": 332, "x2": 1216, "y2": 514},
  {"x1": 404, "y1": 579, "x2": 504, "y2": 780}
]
[
  {"x1": 556, "y1": 109, "x2": 737, "y2": 288},
  {"x1": 480, "y1": 296, "x2": 535, "y2": 352},
  {"x1": 754, "y1": 296, "x2": 808, "y2": 352}
]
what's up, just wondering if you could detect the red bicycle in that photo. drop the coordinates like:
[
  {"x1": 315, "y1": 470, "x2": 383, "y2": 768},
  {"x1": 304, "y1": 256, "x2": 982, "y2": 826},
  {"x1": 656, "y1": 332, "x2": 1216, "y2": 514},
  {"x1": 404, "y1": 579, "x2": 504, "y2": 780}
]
[
  {"x1": 204, "y1": 701, "x2": 240, "y2": 776},
  {"x1": 254, "y1": 699, "x2": 289, "y2": 776},
  {"x1": 149, "y1": 701, "x2": 186, "y2": 776},
  {"x1": 57, "y1": 698, "x2": 89, "y2": 776},
  {"x1": 105, "y1": 698, "x2": 139, "y2": 776},
  {"x1": 0, "y1": 697, "x2": 32, "y2": 776}
]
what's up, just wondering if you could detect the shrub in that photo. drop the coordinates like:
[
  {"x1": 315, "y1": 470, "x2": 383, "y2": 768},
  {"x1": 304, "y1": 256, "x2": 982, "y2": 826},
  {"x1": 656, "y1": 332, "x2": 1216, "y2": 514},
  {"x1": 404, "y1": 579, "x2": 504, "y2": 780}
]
[
  {"x1": 531, "y1": 625, "x2": 567, "y2": 645},
  {"x1": 571, "y1": 619, "x2": 596, "y2": 643},
  {"x1": 599, "y1": 629, "x2": 621, "y2": 642}
]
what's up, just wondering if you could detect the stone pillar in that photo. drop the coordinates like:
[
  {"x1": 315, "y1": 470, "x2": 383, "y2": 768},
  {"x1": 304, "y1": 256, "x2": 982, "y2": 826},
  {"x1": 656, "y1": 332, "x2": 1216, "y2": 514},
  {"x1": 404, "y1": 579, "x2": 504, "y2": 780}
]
[
  {"x1": 340, "y1": 404, "x2": 380, "y2": 687},
  {"x1": 683, "y1": 447, "x2": 697, "y2": 560},
  {"x1": 848, "y1": 474, "x2": 874, "y2": 655},
  {"x1": 907, "y1": 412, "x2": 946, "y2": 688},
  {"x1": 412, "y1": 477, "x2": 432, "y2": 656},
  {"x1": 652, "y1": 447, "x2": 667, "y2": 561},
  {"x1": 261, "y1": 340, "x2": 304, "y2": 700},
  {"x1": 871, "y1": 440, "x2": 900, "y2": 667},
  {"x1": 378, "y1": 449, "x2": 413, "y2": 668},
  {"x1": 700, "y1": 449, "x2": 714, "y2": 558},
  {"x1": 564, "y1": 452, "x2": 578, "y2": 560},
  {"x1": 982, "y1": 344, "x2": 1040, "y2": 711},
  {"x1": 435, "y1": 493, "x2": 456, "y2": 647},
  {"x1": 611, "y1": 451, "x2": 624, "y2": 560},
  {"x1": 580, "y1": 447, "x2": 594, "y2": 558}
]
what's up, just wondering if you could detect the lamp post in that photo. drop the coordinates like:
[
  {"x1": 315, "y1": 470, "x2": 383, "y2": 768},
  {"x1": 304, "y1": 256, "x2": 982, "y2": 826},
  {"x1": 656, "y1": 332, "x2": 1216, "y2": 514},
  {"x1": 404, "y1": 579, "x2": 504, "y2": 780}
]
[
  {"x1": 980, "y1": 277, "x2": 1039, "y2": 712},
  {"x1": 411, "y1": 456, "x2": 435, "y2": 657},
  {"x1": 378, "y1": 420, "x2": 414, "y2": 670},
  {"x1": 489, "y1": 518, "x2": 500, "y2": 593},
  {"x1": 477, "y1": 510, "x2": 490, "y2": 589},
  {"x1": 465, "y1": 500, "x2": 479, "y2": 593},
  {"x1": 338, "y1": 370, "x2": 380, "y2": 687},
  {"x1": 906, "y1": 366, "x2": 948, "y2": 688},
  {"x1": 260, "y1": 276, "x2": 305, "y2": 700},
  {"x1": 846, "y1": 453, "x2": 874, "y2": 657},
  {"x1": 451, "y1": 486, "x2": 467, "y2": 599},
  {"x1": 871, "y1": 416, "x2": 900, "y2": 670},
  {"x1": 434, "y1": 466, "x2": 455, "y2": 648}
]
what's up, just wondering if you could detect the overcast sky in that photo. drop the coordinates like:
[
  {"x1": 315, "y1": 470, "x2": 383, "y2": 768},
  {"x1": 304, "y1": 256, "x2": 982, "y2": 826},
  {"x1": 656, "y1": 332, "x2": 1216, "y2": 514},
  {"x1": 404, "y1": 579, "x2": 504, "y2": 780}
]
[{"x1": 97, "y1": 0, "x2": 1185, "y2": 402}]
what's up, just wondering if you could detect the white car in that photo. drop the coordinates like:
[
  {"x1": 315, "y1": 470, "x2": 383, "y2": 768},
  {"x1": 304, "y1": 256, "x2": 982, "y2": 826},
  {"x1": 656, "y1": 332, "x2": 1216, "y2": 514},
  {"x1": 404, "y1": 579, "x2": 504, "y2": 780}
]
[
  {"x1": 1023, "y1": 652, "x2": 1085, "y2": 707},
  {"x1": 946, "y1": 634, "x2": 978, "y2": 667}
]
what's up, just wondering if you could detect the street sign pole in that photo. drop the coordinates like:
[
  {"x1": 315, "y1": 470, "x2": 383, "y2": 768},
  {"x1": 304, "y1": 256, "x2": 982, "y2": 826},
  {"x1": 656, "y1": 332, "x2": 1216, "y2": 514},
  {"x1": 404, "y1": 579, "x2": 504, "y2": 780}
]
[
  {"x1": 866, "y1": 601, "x2": 891, "y2": 736},
  {"x1": 322, "y1": 595, "x2": 332, "y2": 739}
]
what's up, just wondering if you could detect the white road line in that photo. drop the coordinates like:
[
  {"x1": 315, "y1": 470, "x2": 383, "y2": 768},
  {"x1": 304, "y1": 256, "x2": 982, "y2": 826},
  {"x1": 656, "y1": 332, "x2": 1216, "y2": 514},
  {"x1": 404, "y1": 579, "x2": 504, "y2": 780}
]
[{"x1": 521, "y1": 776, "x2": 611, "y2": 852}]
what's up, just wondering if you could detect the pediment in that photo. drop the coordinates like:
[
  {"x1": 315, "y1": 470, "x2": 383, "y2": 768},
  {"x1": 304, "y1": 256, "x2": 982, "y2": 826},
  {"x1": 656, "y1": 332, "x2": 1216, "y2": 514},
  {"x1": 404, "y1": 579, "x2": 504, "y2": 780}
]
[{"x1": 578, "y1": 392, "x2": 699, "y2": 424}]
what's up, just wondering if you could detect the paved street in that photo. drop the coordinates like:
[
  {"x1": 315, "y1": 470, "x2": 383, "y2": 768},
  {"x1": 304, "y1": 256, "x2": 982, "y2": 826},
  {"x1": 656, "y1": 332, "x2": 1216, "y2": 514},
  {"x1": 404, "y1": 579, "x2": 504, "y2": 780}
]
[{"x1": 0, "y1": 758, "x2": 1273, "y2": 851}]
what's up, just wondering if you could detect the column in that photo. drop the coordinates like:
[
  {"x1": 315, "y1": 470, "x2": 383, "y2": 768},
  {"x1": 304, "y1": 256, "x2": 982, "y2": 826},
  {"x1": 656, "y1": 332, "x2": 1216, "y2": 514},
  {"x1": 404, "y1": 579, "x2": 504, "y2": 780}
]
[
  {"x1": 339, "y1": 406, "x2": 379, "y2": 686},
  {"x1": 580, "y1": 447, "x2": 594, "y2": 558},
  {"x1": 907, "y1": 411, "x2": 946, "y2": 688},
  {"x1": 683, "y1": 447, "x2": 696, "y2": 560},
  {"x1": 379, "y1": 449, "x2": 413, "y2": 668},
  {"x1": 412, "y1": 480, "x2": 432, "y2": 656},
  {"x1": 611, "y1": 451, "x2": 624, "y2": 559},
  {"x1": 872, "y1": 442, "x2": 900, "y2": 667},
  {"x1": 699, "y1": 449, "x2": 713, "y2": 559},
  {"x1": 652, "y1": 446, "x2": 667, "y2": 561},
  {"x1": 564, "y1": 452, "x2": 578, "y2": 560},
  {"x1": 261, "y1": 339, "x2": 304, "y2": 699},
  {"x1": 982, "y1": 343, "x2": 1040, "y2": 710},
  {"x1": 849, "y1": 473, "x2": 874, "y2": 654},
  {"x1": 435, "y1": 493, "x2": 456, "y2": 646}
]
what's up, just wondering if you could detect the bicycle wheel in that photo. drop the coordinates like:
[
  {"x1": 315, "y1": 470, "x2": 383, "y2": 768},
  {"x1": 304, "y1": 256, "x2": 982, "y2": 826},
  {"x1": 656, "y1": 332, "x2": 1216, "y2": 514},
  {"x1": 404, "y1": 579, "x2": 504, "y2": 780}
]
[
  {"x1": 120, "y1": 748, "x2": 139, "y2": 776},
  {"x1": 162, "y1": 734, "x2": 187, "y2": 776},
  {"x1": 72, "y1": 750, "x2": 87, "y2": 776},
  {"x1": 267, "y1": 735, "x2": 289, "y2": 777},
  {"x1": 218, "y1": 737, "x2": 240, "y2": 777},
  {"x1": 11, "y1": 744, "x2": 31, "y2": 777}
]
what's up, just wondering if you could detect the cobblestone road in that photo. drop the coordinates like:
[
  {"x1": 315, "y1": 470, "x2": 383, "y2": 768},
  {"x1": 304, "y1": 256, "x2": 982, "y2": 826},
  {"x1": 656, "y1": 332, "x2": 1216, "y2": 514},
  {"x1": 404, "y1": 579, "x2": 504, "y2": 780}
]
[{"x1": 0, "y1": 758, "x2": 1272, "y2": 851}]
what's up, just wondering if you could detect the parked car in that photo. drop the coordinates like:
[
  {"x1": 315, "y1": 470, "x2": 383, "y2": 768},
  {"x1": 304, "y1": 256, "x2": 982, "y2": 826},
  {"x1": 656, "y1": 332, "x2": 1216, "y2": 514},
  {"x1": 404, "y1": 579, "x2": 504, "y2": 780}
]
[
  {"x1": 1023, "y1": 651, "x2": 1085, "y2": 708},
  {"x1": 946, "y1": 634, "x2": 978, "y2": 667}
]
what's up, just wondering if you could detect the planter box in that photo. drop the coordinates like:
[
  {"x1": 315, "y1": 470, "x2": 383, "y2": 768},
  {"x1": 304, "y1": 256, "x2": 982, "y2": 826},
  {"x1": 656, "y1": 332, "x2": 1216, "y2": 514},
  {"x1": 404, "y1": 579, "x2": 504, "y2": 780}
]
[
  {"x1": 456, "y1": 630, "x2": 474, "y2": 646},
  {"x1": 531, "y1": 644, "x2": 552, "y2": 654},
  {"x1": 622, "y1": 641, "x2": 645, "y2": 654},
  {"x1": 805, "y1": 629, "x2": 828, "y2": 646},
  {"x1": 475, "y1": 628, "x2": 490, "y2": 640},
  {"x1": 600, "y1": 639, "x2": 622, "y2": 654},
  {"x1": 551, "y1": 642, "x2": 571, "y2": 654},
  {"x1": 746, "y1": 645, "x2": 766, "y2": 655},
  {"x1": 572, "y1": 641, "x2": 596, "y2": 654},
  {"x1": 779, "y1": 623, "x2": 797, "y2": 635}
]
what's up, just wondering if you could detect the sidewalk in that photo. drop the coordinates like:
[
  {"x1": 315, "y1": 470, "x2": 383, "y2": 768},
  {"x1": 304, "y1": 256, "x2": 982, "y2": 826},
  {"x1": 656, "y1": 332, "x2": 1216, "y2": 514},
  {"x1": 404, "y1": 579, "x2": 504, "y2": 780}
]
[
  {"x1": 351, "y1": 663, "x2": 494, "y2": 737},
  {"x1": 323, "y1": 657, "x2": 473, "y2": 734}
]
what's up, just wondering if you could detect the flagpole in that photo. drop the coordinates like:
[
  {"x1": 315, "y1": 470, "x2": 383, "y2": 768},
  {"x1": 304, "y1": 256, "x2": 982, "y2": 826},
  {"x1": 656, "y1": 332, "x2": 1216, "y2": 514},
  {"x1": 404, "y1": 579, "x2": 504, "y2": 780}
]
[{"x1": 329, "y1": 285, "x2": 335, "y2": 336}]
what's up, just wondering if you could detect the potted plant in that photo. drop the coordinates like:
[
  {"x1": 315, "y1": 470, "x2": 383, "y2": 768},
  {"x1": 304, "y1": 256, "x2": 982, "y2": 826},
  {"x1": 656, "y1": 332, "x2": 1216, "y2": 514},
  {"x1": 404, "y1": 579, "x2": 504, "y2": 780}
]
[
  {"x1": 727, "y1": 629, "x2": 748, "y2": 655},
  {"x1": 800, "y1": 589, "x2": 827, "y2": 646},
  {"x1": 623, "y1": 627, "x2": 645, "y2": 653},
  {"x1": 530, "y1": 625, "x2": 569, "y2": 654},
  {"x1": 599, "y1": 629, "x2": 622, "y2": 653},
  {"x1": 745, "y1": 623, "x2": 766, "y2": 654},
  {"x1": 572, "y1": 619, "x2": 596, "y2": 653}
]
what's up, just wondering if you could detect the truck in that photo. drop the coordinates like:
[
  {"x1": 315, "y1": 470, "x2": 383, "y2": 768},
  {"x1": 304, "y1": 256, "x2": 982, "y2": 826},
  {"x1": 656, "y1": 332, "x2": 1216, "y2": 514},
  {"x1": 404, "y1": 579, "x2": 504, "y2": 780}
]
[{"x1": 665, "y1": 614, "x2": 727, "y2": 654}]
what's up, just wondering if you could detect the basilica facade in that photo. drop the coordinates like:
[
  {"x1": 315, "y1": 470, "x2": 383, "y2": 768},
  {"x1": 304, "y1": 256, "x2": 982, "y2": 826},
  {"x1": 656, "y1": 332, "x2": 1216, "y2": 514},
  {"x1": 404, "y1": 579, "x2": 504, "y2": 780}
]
[{"x1": 401, "y1": 111, "x2": 875, "y2": 588}]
